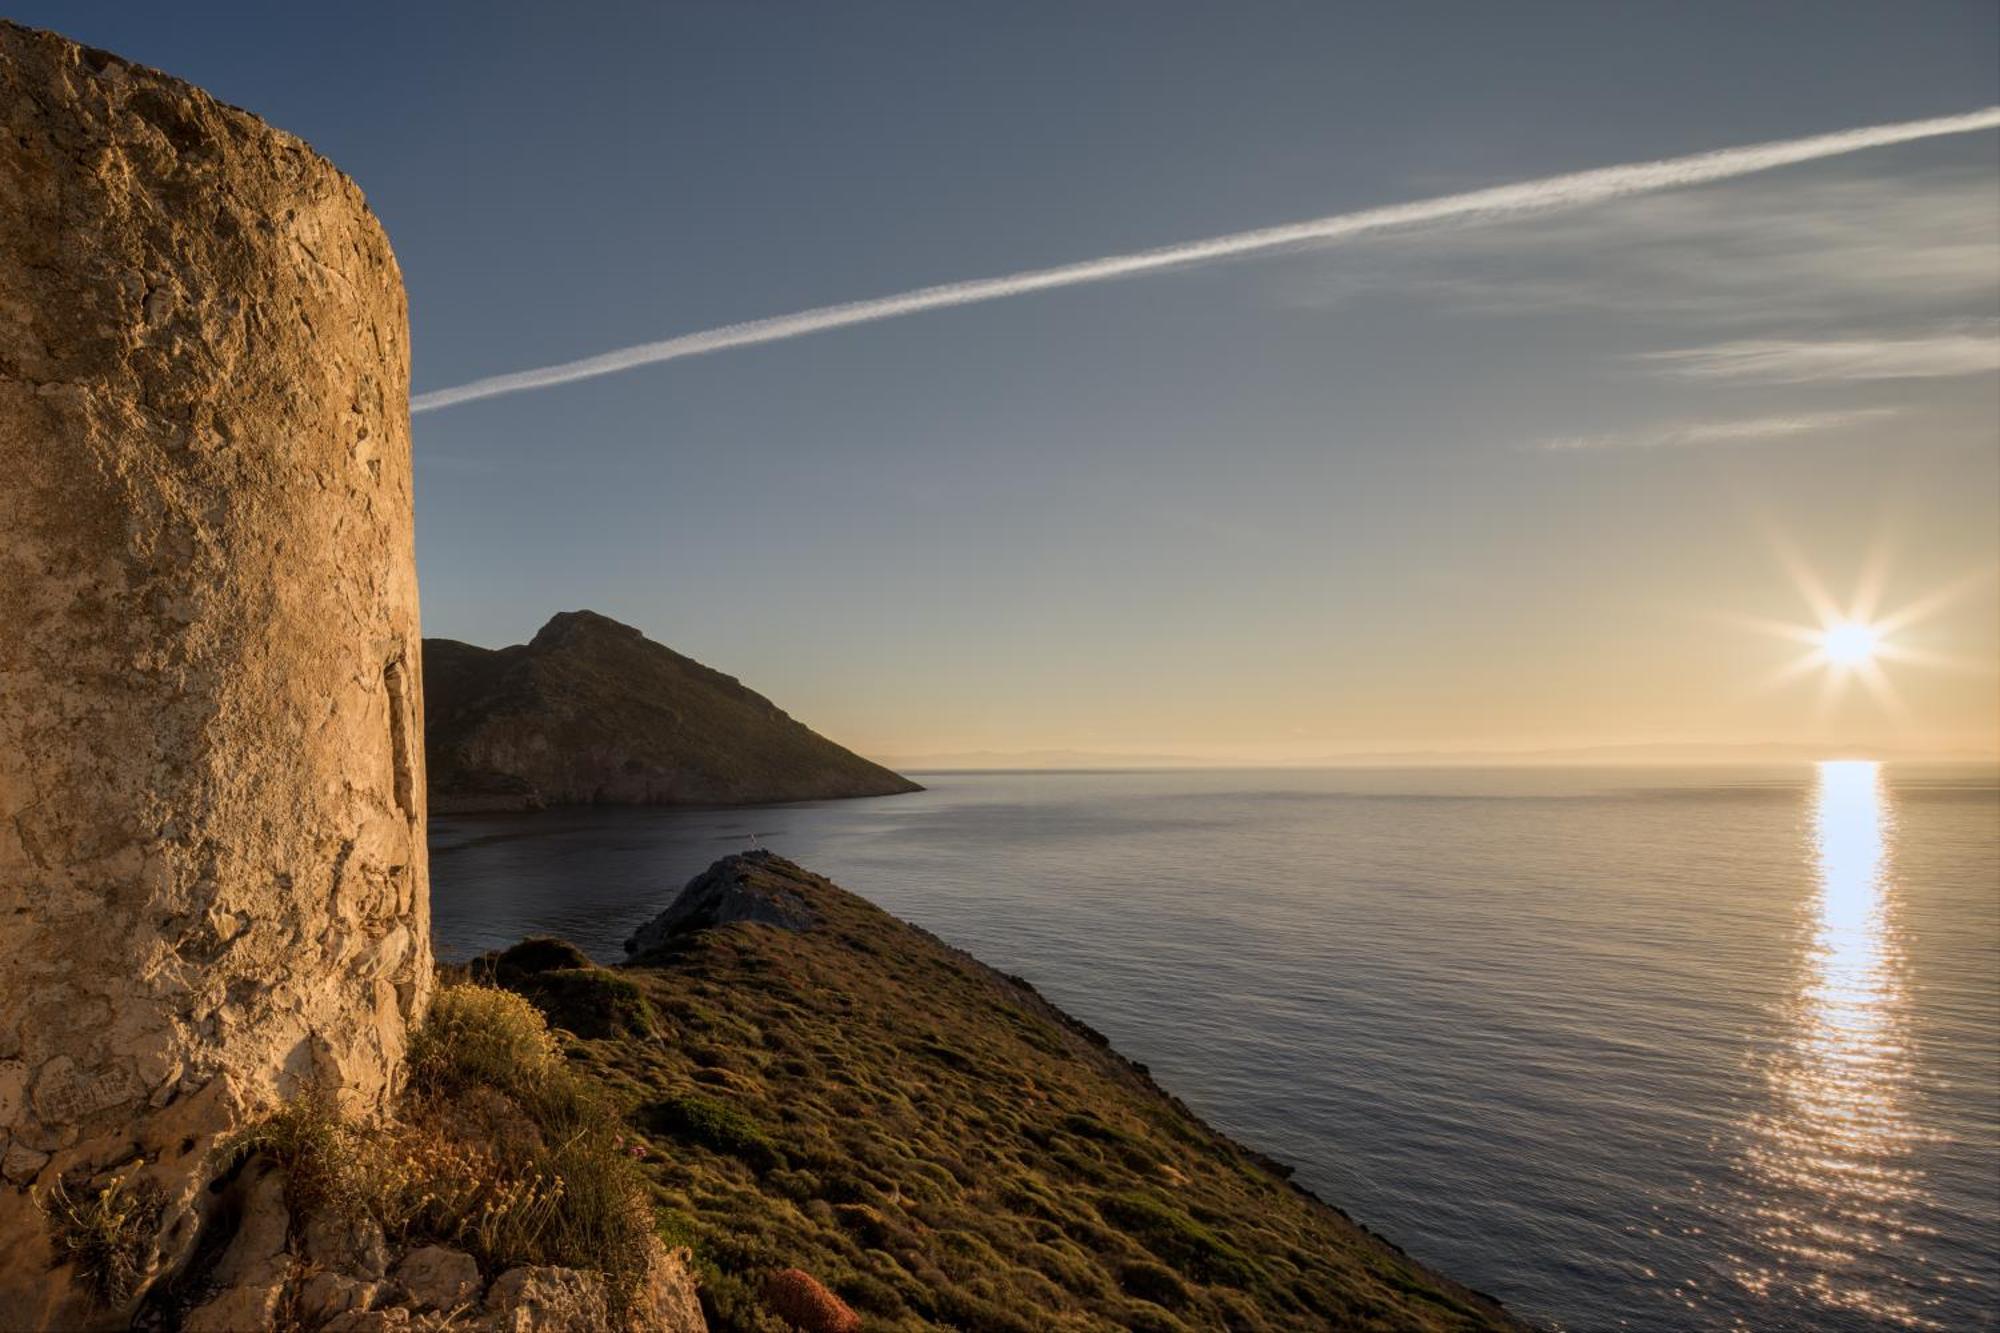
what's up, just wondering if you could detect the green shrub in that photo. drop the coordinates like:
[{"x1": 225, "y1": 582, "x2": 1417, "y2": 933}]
[
  {"x1": 918, "y1": 1040, "x2": 976, "y2": 1073},
  {"x1": 693, "y1": 1265, "x2": 788, "y2": 1331},
  {"x1": 1120, "y1": 1258, "x2": 1193, "y2": 1309},
  {"x1": 1061, "y1": 1111, "x2": 1130, "y2": 1144},
  {"x1": 930, "y1": 1283, "x2": 1041, "y2": 1333},
  {"x1": 766, "y1": 1168, "x2": 821, "y2": 1202},
  {"x1": 514, "y1": 967, "x2": 657, "y2": 1040},
  {"x1": 1119, "y1": 1300, "x2": 1196, "y2": 1333},
  {"x1": 830, "y1": 1202, "x2": 900, "y2": 1249},
  {"x1": 488, "y1": 936, "x2": 594, "y2": 982},
  {"x1": 468, "y1": 938, "x2": 658, "y2": 1040},
  {"x1": 646, "y1": 1093, "x2": 782, "y2": 1172},
  {"x1": 834, "y1": 1270, "x2": 904, "y2": 1316},
  {"x1": 1098, "y1": 1192, "x2": 1257, "y2": 1287}
]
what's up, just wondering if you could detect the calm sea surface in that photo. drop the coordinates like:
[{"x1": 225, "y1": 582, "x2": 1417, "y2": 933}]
[{"x1": 430, "y1": 764, "x2": 1999, "y2": 1331}]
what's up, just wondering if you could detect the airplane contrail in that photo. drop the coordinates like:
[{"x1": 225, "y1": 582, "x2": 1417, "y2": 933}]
[{"x1": 412, "y1": 106, "x2": 2000, "y2": 414}]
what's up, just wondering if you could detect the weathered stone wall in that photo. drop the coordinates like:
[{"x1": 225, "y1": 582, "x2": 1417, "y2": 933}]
[{"x1": 0, "y1": 22, "x2": 429, "y2": 1324}]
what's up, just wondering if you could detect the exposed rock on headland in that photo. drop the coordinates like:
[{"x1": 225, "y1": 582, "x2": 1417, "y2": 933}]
[
  {"x1": 424, "y1": 611, "x2": 922, "y2": 810},
  {"x1": 622, "y1": 849, "x2": 818, "y2": 956},
  {"x1": 0, "y1": 21, "x2": 428, "y2": 1326}
]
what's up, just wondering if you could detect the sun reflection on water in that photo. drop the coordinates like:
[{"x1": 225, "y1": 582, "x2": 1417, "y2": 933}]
[{"x1": 1732, "y1": 761, "x2": 1938, "y2": 1328}]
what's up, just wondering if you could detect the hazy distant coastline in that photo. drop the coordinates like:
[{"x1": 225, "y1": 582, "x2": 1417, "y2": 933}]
[{"x1": 882, "y1": 742, "x2": 2000, "y2": 771}]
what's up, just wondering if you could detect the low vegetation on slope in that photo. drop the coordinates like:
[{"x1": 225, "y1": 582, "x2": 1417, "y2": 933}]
[
  {"x1": 491, "y1": 852, "x2": 1519, "y2": 1332},
  {"x1": 122, "y1": 986, "x2": 701, "y2": 1330}
]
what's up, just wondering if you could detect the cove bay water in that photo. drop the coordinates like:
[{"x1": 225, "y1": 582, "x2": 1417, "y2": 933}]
[{"x1": 430, "y1": 764, "x2": 1999, "y2": 1331}]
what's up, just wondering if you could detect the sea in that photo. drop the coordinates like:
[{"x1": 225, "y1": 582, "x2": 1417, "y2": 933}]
[{"x1": 429, "y1": 763, "x2": 2000, "y2": 1332}]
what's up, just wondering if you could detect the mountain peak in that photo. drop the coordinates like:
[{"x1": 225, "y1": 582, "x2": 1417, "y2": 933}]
[
  {"x1": 528, "y1": 608, "x2": 645, "y2": 650},
  {"x1": 424, "y1": 615, "x2": 921, "y2": 811}
]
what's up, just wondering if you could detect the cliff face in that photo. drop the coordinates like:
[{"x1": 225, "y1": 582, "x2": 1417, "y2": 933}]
[
  {"x1": 0, "y1": 22, "x2": 428, "y2": 1325},
  {"x1": 423, "y1": 611, "x2": 922, "y2": 809},
  {"x1": 508, "y1": 853, "x2": 1520, "y2": 1331}
]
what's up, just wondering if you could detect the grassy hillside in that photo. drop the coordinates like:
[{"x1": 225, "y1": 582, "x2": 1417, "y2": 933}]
[{"x1": 479, "y1": 853, "x2": 1521, "y2": 1332}]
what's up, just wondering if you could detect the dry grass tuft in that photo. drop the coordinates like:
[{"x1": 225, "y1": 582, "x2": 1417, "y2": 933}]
[
  {"x1": 406, "y1": 982, "x2": 562, "y2": 1095},
  {"x1": 40, "y1": 1167, "x2": 165, "y2": 1306},
  {"x1": 222, "y1": 1089, "x2": 364, "y2": 1222},
  {"x1": 224, "y1": 983, "x2": 656, "y2": 1312}
]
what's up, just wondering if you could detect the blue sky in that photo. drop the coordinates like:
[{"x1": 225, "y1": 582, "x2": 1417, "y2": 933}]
[{"x1": 24, "y1": 3, "x2": 2000, "y2": 760}]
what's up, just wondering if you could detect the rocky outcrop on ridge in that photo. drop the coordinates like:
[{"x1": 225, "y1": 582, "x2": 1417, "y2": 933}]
[
  {"x1": 423, "y1": 611, "x2": 921, "y2": 811},
  {"x1": 622, "y1": 849, "x2": 818, "y2": 956}
]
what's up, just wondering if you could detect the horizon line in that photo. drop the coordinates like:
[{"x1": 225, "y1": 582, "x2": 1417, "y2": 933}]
[
  {"x1": 875, "y1": 741, "x2": 2000, "y2": 768},
  {"x1": 887, "y1": 754, "x2": 2000, "y2": 773}
]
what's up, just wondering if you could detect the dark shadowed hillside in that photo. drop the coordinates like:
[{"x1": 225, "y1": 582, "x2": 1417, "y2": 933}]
[
  {"x1": 480, "y1": 853, "x2": 1524, "y2": 1332},
  {"x1": 424, "y1": 611, "x2": 922, "y2": 810}
]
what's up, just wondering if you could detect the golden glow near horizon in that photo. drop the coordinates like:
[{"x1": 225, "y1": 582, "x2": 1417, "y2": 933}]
[
  {"x1": 1736, "y1": 760, "x2": 1931, "y2": 1326},
  {"x1": 842, "y1": 533, "x2": 1997, "y2": 767}
]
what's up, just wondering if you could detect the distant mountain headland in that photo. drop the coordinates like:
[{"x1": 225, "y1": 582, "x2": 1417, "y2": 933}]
[{"x1": 423, "y1": 610, "x2": 922, "y2": 811}]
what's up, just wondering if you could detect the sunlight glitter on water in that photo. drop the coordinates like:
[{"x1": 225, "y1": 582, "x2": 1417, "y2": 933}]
[
  {"x1": 433, "y1": 765, "x2": 2000, "y2": 1330},
  {"x1": 1733, "y1": 760, "x2": 1939, "y2": 1328}
]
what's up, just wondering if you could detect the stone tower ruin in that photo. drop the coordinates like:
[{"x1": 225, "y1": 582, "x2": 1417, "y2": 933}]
[{"x1": 0, "y1": 22, "x2": 430, "y2": 1323}]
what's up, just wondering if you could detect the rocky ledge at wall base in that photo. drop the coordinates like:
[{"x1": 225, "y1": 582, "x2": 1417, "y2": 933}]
[
  {"x1": 118, "y1": 980, "x2": 705, "y2": 1332},
  {"x1": 423, "y1": 612, "x2": 922, "y2": 812},
  {"x1": 467, "y1": 852, "x2": 1524, "y2": 1332}
]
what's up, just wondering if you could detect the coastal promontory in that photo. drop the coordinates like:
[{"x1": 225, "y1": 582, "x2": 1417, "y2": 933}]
[
  {"x1": 479, "y1": 851, "x2": 1525, "y2": 1331},
  {"x1": 423, "y1": 611, "x2": 921, "y2": 810}
]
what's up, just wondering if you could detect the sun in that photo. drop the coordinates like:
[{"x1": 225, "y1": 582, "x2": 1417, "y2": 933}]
[
  {"x1": 1821, "y1": 621, "x2": 1879, "y2": 668},
  {"x1": 1731, "y1": 530, "x2": 1994, "y2": 715}
]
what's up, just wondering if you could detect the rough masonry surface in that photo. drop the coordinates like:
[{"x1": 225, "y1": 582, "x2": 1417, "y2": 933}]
[{"x1": 0, "y1": 21, "x2": 429, "y2": 1324}]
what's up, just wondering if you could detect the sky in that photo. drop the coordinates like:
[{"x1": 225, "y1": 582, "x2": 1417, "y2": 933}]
[{"x1": 26, "y1": 2, "x2": 2000, "y2": 763}]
